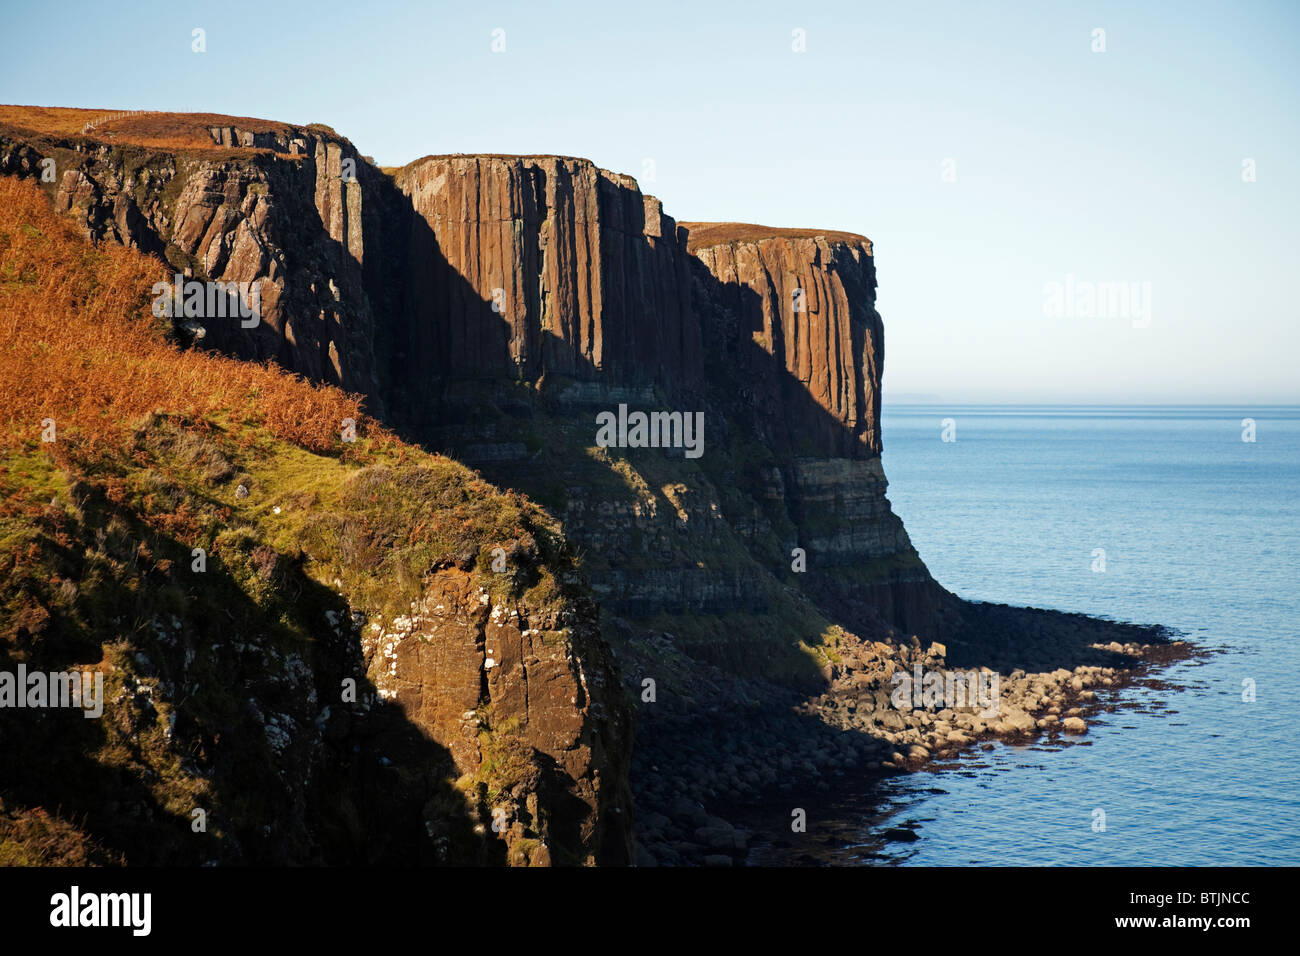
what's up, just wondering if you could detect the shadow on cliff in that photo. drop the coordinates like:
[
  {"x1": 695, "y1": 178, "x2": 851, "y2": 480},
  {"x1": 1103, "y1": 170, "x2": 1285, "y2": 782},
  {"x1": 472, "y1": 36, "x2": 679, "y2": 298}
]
[
  {"x1": 358, "y1": 174, "x2": 832, "y2": 685},
  {"x1": 687, "y1": 252, "x2": 951, "y2": 645},
  {"x1": 357, "y1": 165, "x2": 1166, "y2": 676},
  {"x1": 0, "y1": 463, "x2": 502, "y2": 866},
  {"x1": 686, "y1": 251, "x2": 1177, "y2": 672}
]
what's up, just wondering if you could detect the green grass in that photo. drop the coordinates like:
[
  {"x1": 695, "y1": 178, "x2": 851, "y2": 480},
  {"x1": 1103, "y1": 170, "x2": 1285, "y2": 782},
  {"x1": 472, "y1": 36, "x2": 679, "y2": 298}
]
[{"x1": 0, "y1": 404, "x2": 588, "y2": 863}]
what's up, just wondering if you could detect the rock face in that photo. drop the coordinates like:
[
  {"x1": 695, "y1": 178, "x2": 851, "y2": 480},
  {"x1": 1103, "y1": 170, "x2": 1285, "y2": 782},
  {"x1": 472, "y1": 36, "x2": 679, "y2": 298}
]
[
  {"x1": 205, "y1": 124, "x2": 309, "y2": 153},
  {"x1": 0, "y1": 119, "x2": 942, "y2": 639},
  {"x1": 361, "y1": 568, "x2": 632, "y2": 865},
  {"x1": 393, "y1": 155, "x2": 701, "y2": 393},
  {"x1": 0, "y1": 122, "x2": 382, "y2": 404},
  {"x1": 377, "y1": 158, "x2": 948, "y2": 640},
  {"x1": 686, "y1": 227, "x2": 883, "y2": 459},
  {"x1": 684, "y1": 225, "x2": 951, "y2": 640}
]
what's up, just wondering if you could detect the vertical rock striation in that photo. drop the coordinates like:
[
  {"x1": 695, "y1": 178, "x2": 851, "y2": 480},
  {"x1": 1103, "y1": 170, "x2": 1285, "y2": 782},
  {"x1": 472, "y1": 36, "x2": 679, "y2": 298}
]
[
  {"x1": 686, "y1": 226, "x2": 882, "y2": 459},
  {"x1": 684, "y1": 223, "x2": 950, "y2": 639},
  {"x1": 393, "y1": 155, "x2": 701, "y2": 392}
]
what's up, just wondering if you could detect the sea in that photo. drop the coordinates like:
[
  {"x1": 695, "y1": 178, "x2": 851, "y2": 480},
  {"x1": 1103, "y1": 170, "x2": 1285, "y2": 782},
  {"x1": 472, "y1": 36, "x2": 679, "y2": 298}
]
[{"x1": 776, "y1": 405, "x2": 1300, "y2": 866}]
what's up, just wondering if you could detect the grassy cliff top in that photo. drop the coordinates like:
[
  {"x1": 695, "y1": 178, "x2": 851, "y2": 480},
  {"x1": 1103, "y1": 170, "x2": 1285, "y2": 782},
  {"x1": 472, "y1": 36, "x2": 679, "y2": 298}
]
[
  {"x1": 680, "y1": 221, "x2": 871, "y2": 253},
  {"x1": 0, "y1": 172, "x2": 575, "y2": 627},
  {"x1": 0, "y1": 105, "x2": 338, "y2": 156}
]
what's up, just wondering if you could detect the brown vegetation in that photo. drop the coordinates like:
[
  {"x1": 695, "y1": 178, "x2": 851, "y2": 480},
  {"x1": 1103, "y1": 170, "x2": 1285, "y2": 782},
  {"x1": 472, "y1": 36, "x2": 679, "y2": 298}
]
[
  {"x1": 0, "y1": 175, "x2": 378, "y2": 454},
  {"x1": 681, "y1": 220, "x2": 870, "y2": 253},
  {"x1": 0, "y1": 105, "x2": 318, "y2": 156}
]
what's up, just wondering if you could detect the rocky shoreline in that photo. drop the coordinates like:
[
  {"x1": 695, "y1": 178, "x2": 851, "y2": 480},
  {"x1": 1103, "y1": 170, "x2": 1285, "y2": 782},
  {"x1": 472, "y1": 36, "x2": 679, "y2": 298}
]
[{"x1": 628, "y1": 602, "x2": 1195, "y2": 867}]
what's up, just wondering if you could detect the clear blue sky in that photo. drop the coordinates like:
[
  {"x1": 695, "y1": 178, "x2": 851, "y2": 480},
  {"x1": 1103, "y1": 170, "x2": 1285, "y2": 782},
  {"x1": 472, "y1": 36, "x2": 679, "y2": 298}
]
[{"x1": 3, "y1": 0, "x2": 1297, "y2": 403}]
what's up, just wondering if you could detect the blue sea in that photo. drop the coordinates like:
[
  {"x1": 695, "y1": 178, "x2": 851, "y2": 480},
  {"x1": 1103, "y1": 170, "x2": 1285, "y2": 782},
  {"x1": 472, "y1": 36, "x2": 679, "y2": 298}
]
[{"x1": 824, "y1": 405, "x2": 1300, "y2": 866}]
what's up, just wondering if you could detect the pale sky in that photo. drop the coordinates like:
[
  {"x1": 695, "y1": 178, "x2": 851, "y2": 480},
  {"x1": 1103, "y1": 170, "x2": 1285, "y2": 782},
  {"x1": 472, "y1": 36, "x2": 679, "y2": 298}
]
[{"x1": 3, "y1": 0, "x2": 1297, "y2": 403}]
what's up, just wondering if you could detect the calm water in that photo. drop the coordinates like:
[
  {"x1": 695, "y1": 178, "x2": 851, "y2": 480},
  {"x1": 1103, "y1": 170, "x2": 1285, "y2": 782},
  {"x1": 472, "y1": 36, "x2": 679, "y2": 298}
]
[{"x1": 831, "y1": 405, "x2": 1299, "y2": 865}]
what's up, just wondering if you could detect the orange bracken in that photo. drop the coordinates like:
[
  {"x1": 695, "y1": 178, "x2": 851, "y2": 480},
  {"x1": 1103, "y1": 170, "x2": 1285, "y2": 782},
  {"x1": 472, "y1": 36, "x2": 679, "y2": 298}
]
[{"x1": 0, "y1": 175, "x2": 378, "y2": 454}]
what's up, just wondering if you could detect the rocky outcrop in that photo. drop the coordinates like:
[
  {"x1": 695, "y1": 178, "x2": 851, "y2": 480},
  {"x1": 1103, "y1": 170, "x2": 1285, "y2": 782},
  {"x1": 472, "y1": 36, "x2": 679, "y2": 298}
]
[
  {"x1": 0, "y1": 522, "x2": 633, "y2": 867},
  {"x1": 392, "y1": 155, "x2": 701, "y2": 392},
  {"x1": 360, "y1": 568, "x2": 632, "y2": 865},
  {"x1": 0, "y1": 122, "x2": 382, "y2": 404},
  {"x1": 681, "y1": 224, "x2": 951, "y2": 639},
  {"x1": 686, "y1": 225, "x2": 883, "y2": 459},
  {"x1": 206, "y1": 124, "x2": 309, "y2": 154}
]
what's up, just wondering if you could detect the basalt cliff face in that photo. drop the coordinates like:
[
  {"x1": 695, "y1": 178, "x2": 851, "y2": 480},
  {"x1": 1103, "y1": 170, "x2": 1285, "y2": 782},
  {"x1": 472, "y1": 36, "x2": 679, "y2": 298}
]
[
  {"x1": 687, "y1": 226, "x2": 882, "y2": 458},
  {"x1": 390, "y1": 155, "x2": 701, "y2": 393},
  {"x1": 684, "y1": 226, "x2": 947, "y2": 640},
  {"x1": 365, "y1": 155, "x2": 957, "y2": 863},
  {"x1": 1, "y1": 109, "x2": 960, "y2": 866},
  {"x1": 368, "y1": 153, "x2": 949, "y2": 642}
]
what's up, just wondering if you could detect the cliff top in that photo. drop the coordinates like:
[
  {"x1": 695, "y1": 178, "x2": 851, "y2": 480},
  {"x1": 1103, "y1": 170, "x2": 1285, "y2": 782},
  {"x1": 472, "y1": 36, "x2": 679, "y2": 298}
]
[
  {"x1": 0, "y1": 105, "x2": 343, "y2": 155},
  {"x1": 394, "y1": 154, "x2": 611, "y2": 181},
  {"x1": 402, "y1": 152, "x2": 597, "y2": 166},
  {"x1": 681, "y1": 221, "x2": 871, "y2": 253}
]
